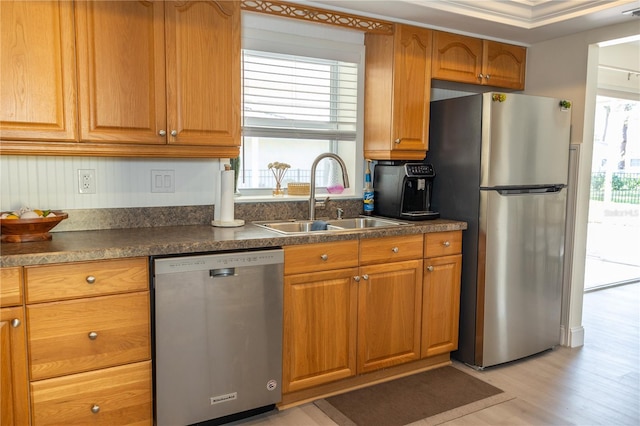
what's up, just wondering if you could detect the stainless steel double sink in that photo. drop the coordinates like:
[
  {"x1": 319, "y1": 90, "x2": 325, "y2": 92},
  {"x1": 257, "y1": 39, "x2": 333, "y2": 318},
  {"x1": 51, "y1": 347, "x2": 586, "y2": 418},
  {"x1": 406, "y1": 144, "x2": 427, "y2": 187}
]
[{"x1": 254, "y1": 216, "x2": 411, "y2": 234}]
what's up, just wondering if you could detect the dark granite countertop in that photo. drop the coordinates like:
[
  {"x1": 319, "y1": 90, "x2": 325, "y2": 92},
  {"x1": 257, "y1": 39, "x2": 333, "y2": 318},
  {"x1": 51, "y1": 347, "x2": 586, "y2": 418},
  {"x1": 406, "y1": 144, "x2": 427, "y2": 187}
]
[{"x1": 0, "y1": 219, "x2": 467, "y2": 267}]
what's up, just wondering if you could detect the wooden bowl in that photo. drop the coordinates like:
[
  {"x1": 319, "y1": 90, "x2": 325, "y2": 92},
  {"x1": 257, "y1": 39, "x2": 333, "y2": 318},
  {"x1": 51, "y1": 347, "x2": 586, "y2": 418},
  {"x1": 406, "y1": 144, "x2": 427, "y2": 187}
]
[{"x1": 1, "y1": 211, "x2": 68, "y2": 243}]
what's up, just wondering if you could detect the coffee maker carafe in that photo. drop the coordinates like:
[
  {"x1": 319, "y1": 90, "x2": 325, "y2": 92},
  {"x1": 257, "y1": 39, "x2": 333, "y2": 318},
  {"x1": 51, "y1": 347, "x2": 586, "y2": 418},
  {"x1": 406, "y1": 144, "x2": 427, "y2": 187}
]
[{"x1": 373, "y1": 161, "x2": 439, "y2": 220}]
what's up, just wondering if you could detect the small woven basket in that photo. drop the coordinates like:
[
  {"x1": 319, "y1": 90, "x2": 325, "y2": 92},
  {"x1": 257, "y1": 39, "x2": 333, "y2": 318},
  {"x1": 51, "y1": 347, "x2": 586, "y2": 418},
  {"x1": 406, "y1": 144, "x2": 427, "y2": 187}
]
[{"x1": 287, "y1": 182, "x2": 310, "y2": 196}]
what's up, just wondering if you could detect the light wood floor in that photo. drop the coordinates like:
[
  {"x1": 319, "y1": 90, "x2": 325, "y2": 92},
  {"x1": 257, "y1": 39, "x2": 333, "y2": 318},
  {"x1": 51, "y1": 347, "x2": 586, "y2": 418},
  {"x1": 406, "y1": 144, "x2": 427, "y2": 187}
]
[{"x1": 231, "y1": 283, "x2": 640, "y2": 426}]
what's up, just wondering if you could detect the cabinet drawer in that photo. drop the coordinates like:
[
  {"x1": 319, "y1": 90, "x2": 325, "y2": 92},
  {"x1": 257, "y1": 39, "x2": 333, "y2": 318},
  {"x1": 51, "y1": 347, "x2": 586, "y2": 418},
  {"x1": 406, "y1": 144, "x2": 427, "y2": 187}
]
[
  {"x1": 27, "y1": 292, "x2": 150, "y2": 380},
  {"x1": 424, "y1": 231, "x2": 462, "y2": 257},
  {"x1": 285, "y1": 240, "x2": 359, "y2": 275},
  {"x1": 31, "y1": 360, "x2": 152, "y2": 426},
  {"x1": 1, "y1": 267, "x2": 23, "y2": 307},
  {"x1": 25, "y1": 257, "x2": 148, "y2": 303},
  {"x1": 360, "y1": 234, "x2": 423, "y2": 265}
]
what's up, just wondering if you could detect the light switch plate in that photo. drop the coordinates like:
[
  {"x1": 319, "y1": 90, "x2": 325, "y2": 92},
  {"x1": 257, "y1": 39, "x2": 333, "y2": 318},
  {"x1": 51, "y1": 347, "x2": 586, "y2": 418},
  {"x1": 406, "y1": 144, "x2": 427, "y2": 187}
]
[{"x1": 151, "y1": 170, "x2": 175, "y2": 193}]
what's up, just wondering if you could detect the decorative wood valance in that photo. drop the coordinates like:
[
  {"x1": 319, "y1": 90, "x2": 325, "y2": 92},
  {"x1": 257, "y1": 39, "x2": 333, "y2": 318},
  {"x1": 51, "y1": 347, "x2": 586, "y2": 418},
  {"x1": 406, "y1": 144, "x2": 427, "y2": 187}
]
[{"x1": 240, "y1": 0, "x2": 394, "y2": 34}]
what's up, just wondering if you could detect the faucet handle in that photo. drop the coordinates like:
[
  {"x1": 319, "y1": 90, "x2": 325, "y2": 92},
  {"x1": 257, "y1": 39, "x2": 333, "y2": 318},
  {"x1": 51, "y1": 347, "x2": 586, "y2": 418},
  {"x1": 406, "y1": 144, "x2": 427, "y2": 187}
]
[
  {"x1": 337, "y1": 208, "x2": 344, "y2": 219},
  {"x1": 315, "y1": 196, "x2": 330, "y2": 208}
]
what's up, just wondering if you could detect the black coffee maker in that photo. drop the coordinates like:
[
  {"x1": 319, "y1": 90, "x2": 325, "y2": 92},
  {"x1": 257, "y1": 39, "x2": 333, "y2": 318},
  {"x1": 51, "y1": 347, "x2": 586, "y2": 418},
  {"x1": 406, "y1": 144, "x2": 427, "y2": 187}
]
[{"x1": 373, "y1": 161, "x2": 439, "y2": 220}]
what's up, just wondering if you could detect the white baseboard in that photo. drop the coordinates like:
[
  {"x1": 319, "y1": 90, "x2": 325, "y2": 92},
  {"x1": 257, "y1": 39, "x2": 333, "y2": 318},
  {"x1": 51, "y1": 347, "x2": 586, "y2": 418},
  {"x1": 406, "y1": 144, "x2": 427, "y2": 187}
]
[{"x1": 561, "y1": 325, "x2": 585, "y2": 348}]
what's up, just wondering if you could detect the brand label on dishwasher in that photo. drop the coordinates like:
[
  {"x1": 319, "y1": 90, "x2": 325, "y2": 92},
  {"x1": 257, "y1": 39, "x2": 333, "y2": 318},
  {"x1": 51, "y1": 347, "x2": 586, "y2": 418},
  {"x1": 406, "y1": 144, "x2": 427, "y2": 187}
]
[{"x1": 210, "y1": 392, "x2": 237, "y2": 405}]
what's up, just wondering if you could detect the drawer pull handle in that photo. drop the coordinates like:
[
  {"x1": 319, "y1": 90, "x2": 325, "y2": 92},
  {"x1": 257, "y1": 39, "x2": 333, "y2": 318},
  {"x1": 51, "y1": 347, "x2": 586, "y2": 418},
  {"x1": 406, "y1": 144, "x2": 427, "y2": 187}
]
[
  {"x1": 391, "y1": 247, "x2": 399, "y2": 253},
  {"x1": 86, "y1": 275, "x2": 96, "y2": 284},
  {"x1": 320, "y1": 254, "x2": 328, "y2": 261},
  {"x1": 362, "y1": 274, "x2": 369, "y2": 280},
  {"x1": 354, "y1": 276, "x2": 360, "y2": 282},
  {"x1": 442, "y1": 241, "x2": 451, "y2": 247},
  {"x1": 427, "y1": 265, "x2": 434, "y2": 272},
  {"x1": 91, "y1": 404, "x2": 100, "y2": 414},
  {"x1": 88, "y1": 331, "x2": 98, "y2": 340},
  {"x1": 11, "y1": 318, "x2": 21, "y2": 328}
]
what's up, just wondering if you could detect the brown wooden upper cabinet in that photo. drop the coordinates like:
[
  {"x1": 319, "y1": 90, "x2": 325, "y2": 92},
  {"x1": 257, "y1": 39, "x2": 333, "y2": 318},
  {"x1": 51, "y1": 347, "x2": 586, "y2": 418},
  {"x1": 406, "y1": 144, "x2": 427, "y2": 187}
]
[
  {"x1": 1, "y1": 0, "x2": 240, "y2": 158},
  {"x1": 75, "y1": 1, "x2": 240, "y2": 152},
  {"x1": 0, "y1": 1, "x2": 78, "y2": 142},
  {"x1": 364, "y1": 24, "x2": 433, "y2": 160},
  {"x1": 432, "y1": 31, "x2": 526, "y2": 90}
]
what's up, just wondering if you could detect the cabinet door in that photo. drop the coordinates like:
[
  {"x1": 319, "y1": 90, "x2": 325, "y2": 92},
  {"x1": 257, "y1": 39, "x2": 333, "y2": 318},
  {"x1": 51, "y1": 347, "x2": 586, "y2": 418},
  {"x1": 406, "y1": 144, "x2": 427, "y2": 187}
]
[
  {"x1": 364, "y1": 25, "x2": 431, "y2": 160},
  {"x1": 391, "y1": 25, "x2": 432, "y2": 153},
  {"x1": 283, "y1": 268, "x2": 358, "y2": 393},
  {"x1": 165, "y1": 1, "x2": 240, "y2": 146},
  {"x1": 0, "y1": 0, "x2": 77, "y2": 141},
  {"x1": 482, "y1": 40, "x2": 526, "y2": 90},
  {"x1": 1, "y1": 307, "x2": 30, "y2": 426},
  {"x1": 432, "y1": 31, "x2": 482, "y2": 85},
  {"x1": 76, "y1": 0, "x2": 166, "y2": 143},
  {"x1": 358, "y1": 259, "x2": 422, "y2": 373},
  {"x1": 422, "y1": 254, "x2": 462, "y2": 358}
]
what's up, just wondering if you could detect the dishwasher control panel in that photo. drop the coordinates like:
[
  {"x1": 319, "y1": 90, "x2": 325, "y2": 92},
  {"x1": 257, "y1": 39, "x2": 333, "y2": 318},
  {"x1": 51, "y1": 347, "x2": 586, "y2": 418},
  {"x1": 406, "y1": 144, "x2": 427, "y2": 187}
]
[{"x1": 154, "y1": 249, "x2": 284, "y2": 274}]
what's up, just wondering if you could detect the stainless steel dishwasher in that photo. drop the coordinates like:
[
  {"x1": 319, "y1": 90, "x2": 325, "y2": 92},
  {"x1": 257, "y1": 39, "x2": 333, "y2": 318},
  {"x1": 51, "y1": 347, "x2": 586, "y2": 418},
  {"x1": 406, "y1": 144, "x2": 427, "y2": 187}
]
[{"x1": 152, "y1": 249, "x2": 284, "y2": 425}]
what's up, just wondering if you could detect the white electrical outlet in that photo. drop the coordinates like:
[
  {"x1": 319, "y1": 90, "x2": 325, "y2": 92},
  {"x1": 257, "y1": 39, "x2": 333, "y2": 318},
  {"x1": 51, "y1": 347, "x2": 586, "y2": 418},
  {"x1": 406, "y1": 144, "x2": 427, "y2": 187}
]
[
  {"x1": 78, "y1": 169, "x2": 96, "y2": 194},
  {"x1": 151, "y1": 170, "x2": 175, "y2": 193}
]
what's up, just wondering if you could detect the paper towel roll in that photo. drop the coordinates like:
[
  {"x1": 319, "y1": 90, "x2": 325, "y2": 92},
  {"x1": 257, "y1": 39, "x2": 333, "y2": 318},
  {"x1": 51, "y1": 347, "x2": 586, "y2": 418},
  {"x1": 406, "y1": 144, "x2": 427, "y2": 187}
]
[{"x1": 220, "y1": 169, "x2": 235, "y2": 223}]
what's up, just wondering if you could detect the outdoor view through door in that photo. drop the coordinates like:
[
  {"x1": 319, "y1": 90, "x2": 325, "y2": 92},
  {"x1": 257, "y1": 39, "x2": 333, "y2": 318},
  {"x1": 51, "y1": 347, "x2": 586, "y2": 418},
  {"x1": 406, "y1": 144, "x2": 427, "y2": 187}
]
[{"x1": 586, "y1": 95, "x2": 640, "y2": 291}]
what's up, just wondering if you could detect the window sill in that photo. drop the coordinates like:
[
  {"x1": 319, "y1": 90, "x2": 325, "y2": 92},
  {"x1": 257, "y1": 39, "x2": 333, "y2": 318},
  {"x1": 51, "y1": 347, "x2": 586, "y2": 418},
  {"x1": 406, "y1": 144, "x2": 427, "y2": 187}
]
[{"x1": 233, "y1": 192, "x2": 359, "y2": 203}]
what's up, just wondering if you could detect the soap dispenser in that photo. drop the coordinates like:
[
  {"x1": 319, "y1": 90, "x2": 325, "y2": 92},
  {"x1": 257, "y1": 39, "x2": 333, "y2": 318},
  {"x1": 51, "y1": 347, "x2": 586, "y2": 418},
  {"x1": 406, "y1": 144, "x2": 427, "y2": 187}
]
[{"x1": 363, "y1": 159, "x2": 374, "y2": 216}]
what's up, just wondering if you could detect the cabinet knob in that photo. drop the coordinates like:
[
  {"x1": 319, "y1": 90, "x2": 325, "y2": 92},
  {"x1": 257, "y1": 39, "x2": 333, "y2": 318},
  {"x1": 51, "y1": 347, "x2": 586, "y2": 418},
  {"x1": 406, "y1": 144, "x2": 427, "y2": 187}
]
[
  {"x1": 478, "y1": 73, "x2": 484, "y2": 79},
  {"x1": 394, "y1": 138, "x2": 402, "y2": 144},
  {"x1": 88, "y1": 331, "x2": 98, "y2": 340},
  {"x1": 354, "y1": 276, "x2": 361, "y2": 282},
  {"x1": 442, "y1": 241, "x2": 450, "y2": 247},
  {"x1": 485, "y1": 74, "x2": 491, "y2": 80},
  {"x1": 158, "y1": 129, "x2": 167, "y2": 136},
  {"x1": 427, "y1": 265, "x2": 434, "y2": 272},
  {"x1": 171, "y1": 130, "x2": 178, "y2": 137},
  {"x1": 91, "y1": 404, "x2": 100, "y2": 414},
  {"x1": 391, "y1": 247, "x2": 399, "y2": 253},
  {"x1": 11, "y1": 318, "x2": 21, "y2": 328},
  {"x1": 86, "y1": 275, "x2": 96, "y2": 284},
  {"x1": 320, "y1": 254, "x2": 328, "y2": 261},
  {"x1": 362, "y1": 274, "x2": 369, "y2": 280}
]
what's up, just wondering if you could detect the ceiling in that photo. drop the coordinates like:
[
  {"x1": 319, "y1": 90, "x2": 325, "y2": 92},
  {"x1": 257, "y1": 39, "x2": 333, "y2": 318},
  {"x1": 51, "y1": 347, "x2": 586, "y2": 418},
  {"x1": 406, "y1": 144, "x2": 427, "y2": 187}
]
[{"x1": 298, "y1": 0, "x2": 640, "y2": 45}]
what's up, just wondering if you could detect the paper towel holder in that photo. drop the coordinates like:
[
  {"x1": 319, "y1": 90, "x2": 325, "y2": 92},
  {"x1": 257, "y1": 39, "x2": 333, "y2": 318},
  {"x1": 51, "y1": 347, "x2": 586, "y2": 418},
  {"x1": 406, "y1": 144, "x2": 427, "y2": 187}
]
[{"x1": 212, "y1": 163, "x2": 245, "y2": 228}]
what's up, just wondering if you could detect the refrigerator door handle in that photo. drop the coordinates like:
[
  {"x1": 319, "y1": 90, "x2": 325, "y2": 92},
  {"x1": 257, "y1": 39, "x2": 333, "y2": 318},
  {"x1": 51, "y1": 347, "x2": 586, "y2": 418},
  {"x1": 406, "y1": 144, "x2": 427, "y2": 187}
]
[{"x1": 495, "y1": 185, "x2": 564, "y2": 195}]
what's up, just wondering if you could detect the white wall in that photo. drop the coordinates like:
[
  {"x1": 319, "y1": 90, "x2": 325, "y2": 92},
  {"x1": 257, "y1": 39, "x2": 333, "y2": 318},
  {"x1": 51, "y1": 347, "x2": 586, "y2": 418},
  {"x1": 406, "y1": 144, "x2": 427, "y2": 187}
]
[
  {"x1": 598, "y1": 41, "x2": 640, "y2": 98},
  {"x1": 525, "y1": 20, "x2": 640, "y2": 348}
]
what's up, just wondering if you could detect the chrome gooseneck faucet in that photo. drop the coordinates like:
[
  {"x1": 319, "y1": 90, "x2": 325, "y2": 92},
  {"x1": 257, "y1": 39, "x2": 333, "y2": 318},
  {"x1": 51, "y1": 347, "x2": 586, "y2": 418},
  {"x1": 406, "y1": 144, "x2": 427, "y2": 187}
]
[{"x1": 309, "y1": 153, "x2": 350, "y2": 220}]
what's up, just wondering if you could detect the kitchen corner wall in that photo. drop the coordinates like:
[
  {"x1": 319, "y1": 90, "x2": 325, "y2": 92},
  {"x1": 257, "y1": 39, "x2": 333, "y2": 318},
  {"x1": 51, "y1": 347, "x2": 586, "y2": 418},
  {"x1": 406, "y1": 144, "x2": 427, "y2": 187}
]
[{"x1": 0, "y1": 155, "x2": 219, "y2": 212}]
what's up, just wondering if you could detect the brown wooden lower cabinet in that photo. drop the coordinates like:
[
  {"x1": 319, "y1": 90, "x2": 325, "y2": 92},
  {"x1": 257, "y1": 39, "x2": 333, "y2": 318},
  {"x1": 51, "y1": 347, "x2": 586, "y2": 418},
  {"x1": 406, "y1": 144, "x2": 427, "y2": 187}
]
[
  {"x1": 24, "y1": 258, "x2": 152, "y2": 426},
  {"x1": 357, "y1": 259, "x2": 423, "y2": 373},
  {"x1": 0, "y1": 306, "x2": 30, "y2": 426},
  {"x1": 30, "y1": 361, "x2": 152, "y2": 426},
  {"x1": 281, "y1": 232, "x2": 463, "y2": 407},
  {"x1": 283, "y1": 267, "x2": 359, "y2": 393},
  {"x1": 422, "y1": 254, "x2": 462, "y2": 357}
]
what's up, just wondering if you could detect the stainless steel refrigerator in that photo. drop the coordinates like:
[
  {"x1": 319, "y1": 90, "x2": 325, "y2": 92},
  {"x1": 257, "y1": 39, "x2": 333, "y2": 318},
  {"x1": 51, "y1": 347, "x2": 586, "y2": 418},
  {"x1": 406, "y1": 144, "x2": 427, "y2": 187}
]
[{"x1": 426, "y1": 92, "x2": 571, "y2": 368}]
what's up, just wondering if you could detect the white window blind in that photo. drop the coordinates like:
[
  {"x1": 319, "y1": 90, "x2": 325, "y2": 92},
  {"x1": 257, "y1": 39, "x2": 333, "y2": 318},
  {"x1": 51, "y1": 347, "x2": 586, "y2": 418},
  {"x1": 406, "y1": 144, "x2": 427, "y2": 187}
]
[{"x1": 242, "y1": 50, "x2": 358, "y2": 140}]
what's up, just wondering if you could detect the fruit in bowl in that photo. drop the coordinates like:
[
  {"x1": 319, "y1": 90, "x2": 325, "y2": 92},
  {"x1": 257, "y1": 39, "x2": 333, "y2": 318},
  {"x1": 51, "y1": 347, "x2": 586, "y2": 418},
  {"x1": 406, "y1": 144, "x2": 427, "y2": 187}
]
[{"x1": 0, "y1": 208, "x2": 68, "y2": 243}]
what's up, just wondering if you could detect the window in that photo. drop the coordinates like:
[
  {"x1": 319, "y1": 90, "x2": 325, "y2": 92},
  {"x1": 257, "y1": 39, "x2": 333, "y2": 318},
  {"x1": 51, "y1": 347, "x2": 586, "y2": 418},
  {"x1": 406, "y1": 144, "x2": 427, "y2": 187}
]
[{"x1": 239, "y1": 14, "x2": 364, "y2": 196}]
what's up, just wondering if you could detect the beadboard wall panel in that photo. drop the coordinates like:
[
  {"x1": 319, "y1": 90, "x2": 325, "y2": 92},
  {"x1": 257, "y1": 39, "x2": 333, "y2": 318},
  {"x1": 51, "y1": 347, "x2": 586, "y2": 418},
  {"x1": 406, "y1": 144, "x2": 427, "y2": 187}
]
[{"x1": 0, "y1": 156, "x2": 218, "y2": 211}]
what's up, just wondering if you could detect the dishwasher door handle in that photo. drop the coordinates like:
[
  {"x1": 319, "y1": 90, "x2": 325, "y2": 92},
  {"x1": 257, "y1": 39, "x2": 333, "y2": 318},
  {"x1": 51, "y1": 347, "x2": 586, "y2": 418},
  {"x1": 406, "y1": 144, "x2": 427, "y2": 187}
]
[{"x1": 210, "y1": 268, "x2": 236, "y2": 277}]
